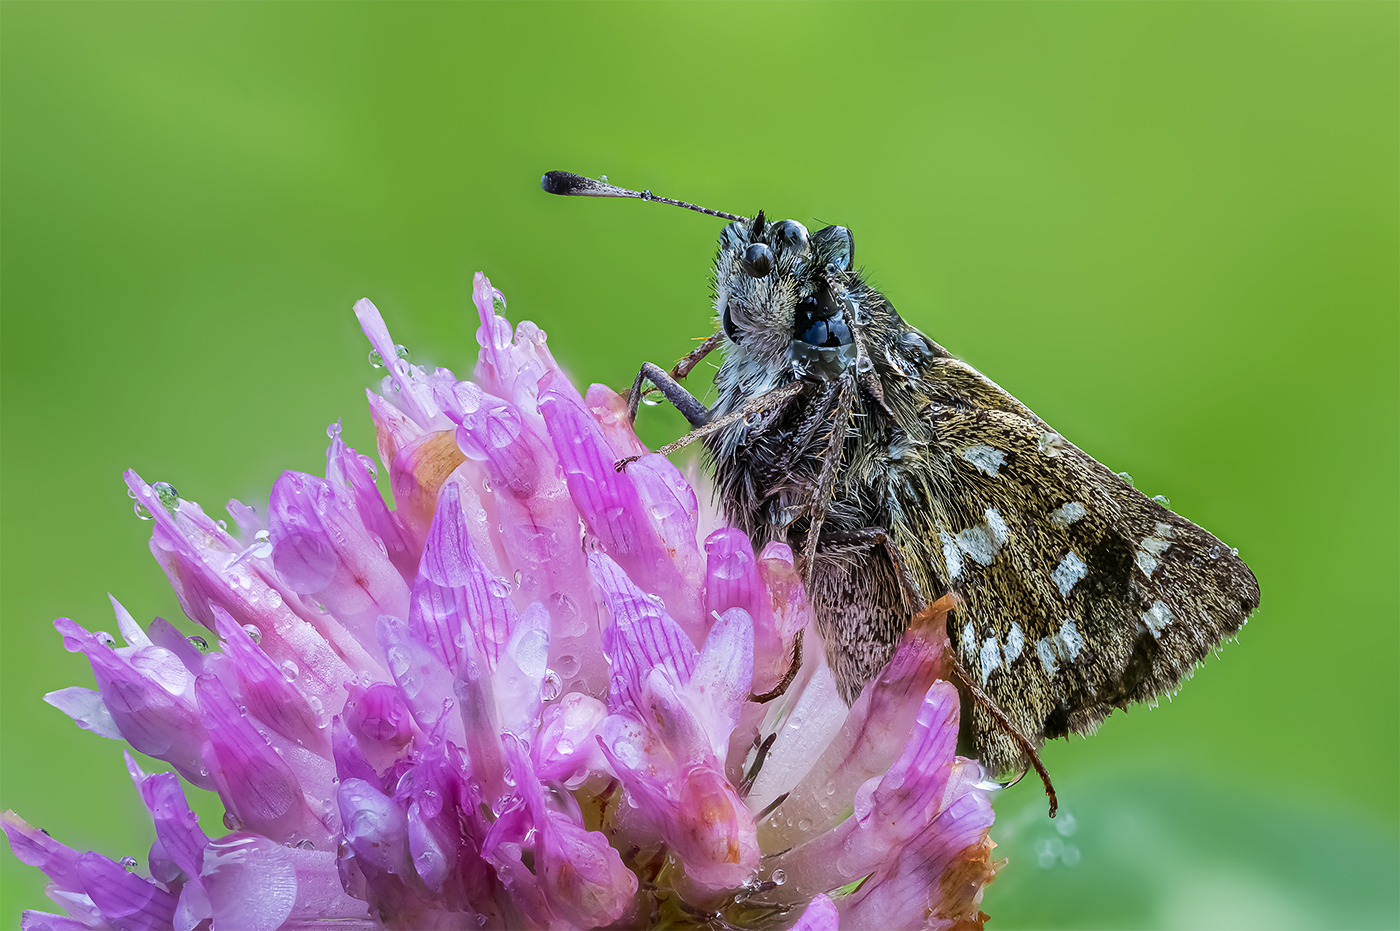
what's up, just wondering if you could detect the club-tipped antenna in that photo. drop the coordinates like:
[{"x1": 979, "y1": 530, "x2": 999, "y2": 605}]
[{"x1": 541, "y1": 171, "x2": 749, "y2": 223}]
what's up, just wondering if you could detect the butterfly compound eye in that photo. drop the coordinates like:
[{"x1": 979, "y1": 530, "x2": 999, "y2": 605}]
[
  {"x1": 740, "y1": 242, "x2": 773, "y2": 278},
  {"x1": 813, "y1": 225, "x2": 854, "y2": 272}
]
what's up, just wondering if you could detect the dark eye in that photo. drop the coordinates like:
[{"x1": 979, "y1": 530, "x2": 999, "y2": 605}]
[
  {"x1": 741, "y1": 243, "x2": 773, "y2": 278},
  {"x1": 794, "y1": 293, "x2": 853, "y2": 348},
  {"x1": 812, "y1": 225, "x2": 854, "y2": 272},
  {"x1": 773, "y1": 220, "x2": 810, "y2": 252}
]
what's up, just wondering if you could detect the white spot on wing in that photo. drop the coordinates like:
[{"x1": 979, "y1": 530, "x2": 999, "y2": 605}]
[
  {"x1": 940, "y1": 529, "x2": 963, "y2": 580},
  {"x1": 979, "y1": 636, "x2": 1002, "y2": 683},
  {"x1": 1141, "y1": 536, "x2": 1172, "y2": 557},
  {"x1": 1050, "y1": 502, "x2": 1087, "y2": 527},
  {"x1": 1142, "y1": 601, "x2": 1174, "y2": 638},
  {"x1": 961, "y1": 445, "x2": 1006, "y2": 477},
  {"x1": 1052, "y1": 551, "x2": 1088, "y2": 597},
  {"x1": 951, "y1": 509, "x2": 1009, "y2": 570},
  {"x1": 985, "y1": 509, "x2": 1008, "y2": 545},
  {"x1": 1135, "y1": 527, "x2": 1174, "y2": 577},
  {"x1": 1004, "y1": 622, "x2": 1024, "y2": 663},
  {"x1": 1060, "y1": 618, "x2": 1083, "y2": 659},
  {"x1": 1033, "y1": 618, "x2": 1083, "y2": 677},
  {"x1": 955, "y1": 526, "x2": 997, "y2": 566},
  {"x1": 961, "y1": 622, "x2": 976, "y2": 660}
]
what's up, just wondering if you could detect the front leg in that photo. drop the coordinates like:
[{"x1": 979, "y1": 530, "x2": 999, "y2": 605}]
[
  {"x1": 627, "y1": 362, "x2": 712, "y2": 427},
  {"x1": 616, "y1": 381, "x2": 805, "y2": 471}
]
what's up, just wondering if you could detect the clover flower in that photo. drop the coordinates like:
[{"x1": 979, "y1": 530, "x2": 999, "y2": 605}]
[{"x1": 5, "y1": 273, "x2": 999, "y2": 930}]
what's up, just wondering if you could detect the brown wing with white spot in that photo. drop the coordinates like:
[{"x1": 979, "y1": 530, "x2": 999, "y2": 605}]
[{"x1": 894, "y1": 357, "x2": 1260, "y2": 777}]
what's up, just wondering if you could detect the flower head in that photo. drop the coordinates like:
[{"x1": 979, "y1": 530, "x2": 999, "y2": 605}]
[{"x1": 6, "y1": 273, "x2": 998, "y2": 930}]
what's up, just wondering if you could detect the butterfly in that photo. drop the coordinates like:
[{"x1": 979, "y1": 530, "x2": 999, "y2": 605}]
[{"x1": 544, "y1": 171, "x2": 1260, "y2": 813}]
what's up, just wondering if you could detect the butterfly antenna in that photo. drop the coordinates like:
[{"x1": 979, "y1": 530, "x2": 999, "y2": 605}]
[{"x1": 541, "y1": 171, "x2": 749, "y2": 223}]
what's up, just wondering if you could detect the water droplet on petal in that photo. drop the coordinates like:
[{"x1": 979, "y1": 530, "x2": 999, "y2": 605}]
[
  {"x1": 133, "y1": 502, "x2": 153, "y2": 521},
  {"x1": 488, "y1": 577, "x2": 512, "y2": 599},
  {"x1": 295, "y1": 838, "x2": 315, "y2": 849},
  {"x1": 187, "y1": 636, "x2": 209, "y2": 653},
  {"x1": 242, "y1": 624, "x2": 262, "y2": 644},
  {"x1": 387, "y1": 647, "x2": 412, "y2": 678},
  {"x1": 222, "y1": 812, "x2": 242, "y2": 830},
  {"x1": 119, "y1": 856, "x2": 138, "y2": 872},
  {"x1": 96, "y1": 631, "x2": 116, "y2": 648},
  {"x1": 513, "y1": 569, "x2": 523, "y2": 589},
  {"x1": 541, "y1": 670, "x2": 563, "y2": 702},
  {"x1": 771, "y1": 868, "x2": 787, "y2": 885},
  {"x1": 1151, "y1": 494, "x2": 1170, "y2": 506},
  {"x1": 394, "y1": 344, "x2": 409, "y2": 360},
  {"x1": 280, "y1": 660, "x2": 299, "y2": 681},
  {"x1": 555, "y1": 653, "x2": 580, "y2": 678},
  {"x1": 368, "y1": 349, "x2": 385, "y2": 368}
]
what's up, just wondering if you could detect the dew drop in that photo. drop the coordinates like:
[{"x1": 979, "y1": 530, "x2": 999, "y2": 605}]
[
  {"x1": 555, "y1": 653, "x2": 581, "y2": 678},
  {"x1": 216, "y1": 519, "x2": 228, "y2": 532},
  {"x1": 797, "y1": 818, "x2": 813, "y2": 832},
  {"x1": 481, "y1": 478, "x2": 493, "y2": 493},
  {"x1": 368, "y1": 349, "x2": 385, "y2": 368},
  {"x1": 1230, "y1": 546, "x2": 1239, "y2": 557},
  {"x1": 242, "y1": 624, "x2": 262, "y2": 644},
  {"x1": 487, "y1": 577, "x2": 512, "y2": 599},
  {"x1": 1116, "y1": 471, "x2": 1134, "y2": 487},
  {"x1": 265, "y1": 590, "x2": 283, "y2": 609},
  {"x1": 187, "y1": 636, "x2": 209, "y2": 653},
  {"x1": 280, "y1": 660, "x2": 300, "y2": 681},
  {"x1": 152, "y1": 482, "x2": 180, "y2": 515},
  {"x1": 295, "y1": 838, "x2": 316, "y2": 850},
  {"x1": 222, "y1": 812, "x2": 242, "y2": 830},
  {"x1": 771, "y1": 868, "x2": 787, "y2": 886},
  {"x1": 96, "y1": 631, "x2": 116, "y2": 648},
  {"x1": 541, "y1": 670, "x2": 563, "y2": 702},
  {"x1": 119, "y1": 855, "x2": 138, "y2": 872},
  {"x1": 641, "y1": 394, "x2": 661, "y2": 407},
  {"x1": 250, "y1": 529, "x2": 273, "y2": 559},
  {"x1": 133, "y1": 502, "x2": 153, "y2": 521},
  {"x1": 1151, "y1": 494, "x2": 1171, "y2": 506},
  {"x1": 387, "y1": 647, "x2": 412, "y2": 678}
]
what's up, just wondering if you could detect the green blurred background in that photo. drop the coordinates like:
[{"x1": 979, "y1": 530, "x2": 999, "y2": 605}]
[{"x1": 2, "y1": 3, "x2": 1396, "y2": 928}]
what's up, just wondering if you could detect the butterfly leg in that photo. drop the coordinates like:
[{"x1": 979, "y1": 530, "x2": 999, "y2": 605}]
[
  {"x1": 616, "y1": 381, "x2": 804, "y2": 471},
  {"x1": 748, "y1": 629, "x2": 805, "y2": 704},
  {"x1": 946, "y1": 657, "x2": 1059, "y2": 818},
  {"x1": 799, "y1": 372, "x2": 857, "y2": 583},
  {"x1": 627, "y1": 362, "x2": 712, "y2": 426},
  {"x1": 636, "y1": 331, "x2": 726, "y2": 406}
]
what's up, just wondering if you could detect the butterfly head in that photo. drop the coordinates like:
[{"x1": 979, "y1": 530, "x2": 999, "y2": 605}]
[{"x1": 715, "y1": 213, "x2": 870, "y2": 376}]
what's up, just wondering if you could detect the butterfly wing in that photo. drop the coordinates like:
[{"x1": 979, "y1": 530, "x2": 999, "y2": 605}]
[{"x1": 892, "y1": 354, "x2": 1260, "y2": 776}]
